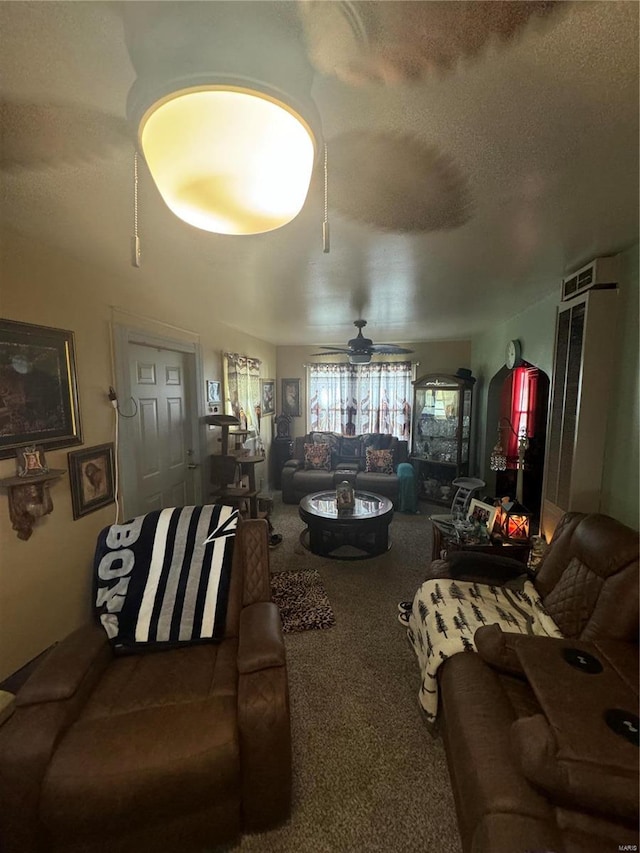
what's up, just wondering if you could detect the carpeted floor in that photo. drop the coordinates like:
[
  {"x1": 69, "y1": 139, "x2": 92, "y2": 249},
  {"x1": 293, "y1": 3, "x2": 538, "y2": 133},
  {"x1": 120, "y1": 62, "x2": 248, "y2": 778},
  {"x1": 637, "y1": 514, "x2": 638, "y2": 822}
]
[{"x1": 233, "y1": 494, "x2": 463, "y2": 853}]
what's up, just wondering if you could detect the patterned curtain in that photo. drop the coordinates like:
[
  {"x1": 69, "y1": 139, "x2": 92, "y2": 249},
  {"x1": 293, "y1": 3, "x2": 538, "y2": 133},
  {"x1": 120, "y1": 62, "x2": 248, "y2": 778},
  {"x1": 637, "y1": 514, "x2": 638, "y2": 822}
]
[
  {"x1": 308, "y1": 363, "x2": 356, "y2": 433},
  {"x1": 308, "y1": 362, "x2": 412, "y2": 439},
  {"x1": 356, "y1": 361, "x2": 412, "y2": 439},
  {"x1": 223, "y1": 353, "x2": 262, "y2": 431}
]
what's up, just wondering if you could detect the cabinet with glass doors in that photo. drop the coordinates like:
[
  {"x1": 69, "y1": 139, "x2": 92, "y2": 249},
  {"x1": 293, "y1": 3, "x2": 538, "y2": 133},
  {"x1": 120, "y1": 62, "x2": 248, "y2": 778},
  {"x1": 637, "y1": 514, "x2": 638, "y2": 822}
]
[{"x1": 410, "y1": 372, "x2": 474, "y2": 504}]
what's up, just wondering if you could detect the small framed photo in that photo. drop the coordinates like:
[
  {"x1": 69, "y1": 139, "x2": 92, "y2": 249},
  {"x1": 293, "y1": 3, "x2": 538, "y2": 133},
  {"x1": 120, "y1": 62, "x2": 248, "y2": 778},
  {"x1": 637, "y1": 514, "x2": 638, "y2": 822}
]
[
  {"x1": 467, "y1": 498, "x2": 498, "y2": 533},
  {"x1": 261, "y1": 379, "x2": 275, "y2": 416},
  {"x1": 68, "y1": 443, "x2": 115, "y2": 519},
  {"x1": 206, "y1": 379, "x2": 221, "y2": 406},
  {"x1": 15, "y1": 444, "x2": 48, "y2": 477},
  {"x1": 281, "y1": 378, "x2": 301, "y2": 418}
]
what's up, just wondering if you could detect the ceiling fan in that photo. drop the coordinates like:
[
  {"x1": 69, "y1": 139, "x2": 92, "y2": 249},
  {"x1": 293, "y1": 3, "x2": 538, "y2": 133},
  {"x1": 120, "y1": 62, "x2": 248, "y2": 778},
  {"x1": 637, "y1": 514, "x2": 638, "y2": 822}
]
[
  {"x1": 1, "y1": 1, "x2": 562, "y2": 234},
  {"x1": 311, "y1": 320, "x2": 414, "y2": 365}
]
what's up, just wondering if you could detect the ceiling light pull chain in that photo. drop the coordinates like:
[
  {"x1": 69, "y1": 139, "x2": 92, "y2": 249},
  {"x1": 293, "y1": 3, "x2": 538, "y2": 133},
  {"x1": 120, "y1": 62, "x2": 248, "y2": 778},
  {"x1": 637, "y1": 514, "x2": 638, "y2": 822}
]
[
  {"x1": 131, "y1": 150, "x2": 141, "y2": 268},
  {"x1": 322, "y1": 142, "x2": 330, "y2": 254}
]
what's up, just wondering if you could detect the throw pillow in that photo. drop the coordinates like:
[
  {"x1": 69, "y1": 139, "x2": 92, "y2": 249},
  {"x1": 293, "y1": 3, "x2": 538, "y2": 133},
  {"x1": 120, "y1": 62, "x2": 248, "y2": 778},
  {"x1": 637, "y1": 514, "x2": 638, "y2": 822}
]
[
  {"x1": 304, "y1": 442, "x2": 331, "y2": 470},
  {"x1": 365, "y1": 448, "x2": 394, "y2": 474}
]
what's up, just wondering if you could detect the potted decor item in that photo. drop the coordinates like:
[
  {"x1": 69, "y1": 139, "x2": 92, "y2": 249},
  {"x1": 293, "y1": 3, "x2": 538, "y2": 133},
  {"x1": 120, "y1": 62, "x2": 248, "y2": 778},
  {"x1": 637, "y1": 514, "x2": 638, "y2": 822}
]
[{"x1": 336, "y1": 480, "x2": 355, "y2": 511}]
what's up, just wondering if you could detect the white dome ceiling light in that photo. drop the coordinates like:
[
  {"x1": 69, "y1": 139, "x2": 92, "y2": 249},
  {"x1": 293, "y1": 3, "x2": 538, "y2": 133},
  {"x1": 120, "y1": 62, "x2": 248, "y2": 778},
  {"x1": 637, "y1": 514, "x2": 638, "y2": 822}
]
[{"x1": 124, "y1": 2, "x2": 322, "y2": 236}]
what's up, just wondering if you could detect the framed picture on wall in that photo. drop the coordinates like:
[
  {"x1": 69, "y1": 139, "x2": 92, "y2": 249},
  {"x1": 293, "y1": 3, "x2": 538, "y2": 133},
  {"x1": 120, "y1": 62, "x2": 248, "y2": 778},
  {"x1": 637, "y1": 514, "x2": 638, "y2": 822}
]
[
  {"x1": 261, "y1": 379, "x2": 275, "y2": 416},
  {"x1": 68, "y1": 443, "x2": 115, "y2": 519},
  {"x1": 281, "y1": 378, "x2": 301, "y2": 418},
  {"x1": 0, "y1": 319, "x2": 83, "y2": 459},
  {"x1": 206, "y1": 379, "x2": 221, "y2": 405}
]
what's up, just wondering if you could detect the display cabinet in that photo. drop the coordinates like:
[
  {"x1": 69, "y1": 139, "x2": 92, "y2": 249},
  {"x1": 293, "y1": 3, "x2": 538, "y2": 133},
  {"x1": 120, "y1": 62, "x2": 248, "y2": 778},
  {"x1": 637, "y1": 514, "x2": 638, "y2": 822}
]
[{"x1": 410, "y1": 372, "x2": 474, "y2": 504}]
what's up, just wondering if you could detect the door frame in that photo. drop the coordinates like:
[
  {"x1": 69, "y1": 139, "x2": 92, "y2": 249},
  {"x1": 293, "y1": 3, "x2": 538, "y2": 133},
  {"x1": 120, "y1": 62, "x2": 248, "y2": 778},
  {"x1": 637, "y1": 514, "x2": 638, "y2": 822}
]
[{"x1": 112, "y1": 323, "x2": 205, "y2": 519}]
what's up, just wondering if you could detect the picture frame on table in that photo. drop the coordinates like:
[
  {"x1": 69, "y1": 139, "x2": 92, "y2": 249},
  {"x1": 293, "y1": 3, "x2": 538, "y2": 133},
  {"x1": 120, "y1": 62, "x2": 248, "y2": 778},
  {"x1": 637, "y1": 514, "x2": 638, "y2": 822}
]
[
  {"x1": 68, "y1": 443, "x2": 115, "y2": 520},
  {"x1": 281, "y1": 378, "x2": 301, "y2": 418},
  {"x1": 261, "y1": 379, "x2": 275, "y2": 416},
  {"x1": 0, "y1": 318, "x2": 82, "y2": 459},
  {"x1": 467, "y1": 498, "x2": 498, "y2": 533}
]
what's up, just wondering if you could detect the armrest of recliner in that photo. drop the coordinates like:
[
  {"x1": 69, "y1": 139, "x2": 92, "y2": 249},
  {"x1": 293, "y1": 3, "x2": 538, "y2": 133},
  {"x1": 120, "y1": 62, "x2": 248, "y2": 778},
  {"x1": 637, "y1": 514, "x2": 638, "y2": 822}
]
[
  {"x1": 237, "y1": 601, "x2": 292, "y2": 831},
  {"x1": 0, "y1": 623, "x2": 113, "y2": 853},
  {"x1": 237, "y1": 602, "x2": 286, "y2": 673},
  {"x1": 17, "y1": 623, "x2": 111, "y2": 706},
  {"x1": 474, "y1": 624, "x2": 528, "y2": 677},
  {"x1": 240, "y1": 518, "x2": 272, "y2": 606},
  {"x1": 282, "y1": 459, "x2": 302, "y2": 471}
]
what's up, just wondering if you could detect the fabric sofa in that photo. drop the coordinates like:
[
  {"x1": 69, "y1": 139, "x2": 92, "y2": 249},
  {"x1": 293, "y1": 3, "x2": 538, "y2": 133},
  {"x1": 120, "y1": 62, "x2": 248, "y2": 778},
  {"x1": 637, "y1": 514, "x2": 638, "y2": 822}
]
[
  {"x1": 281, "y1": 431, "x2": 409, "y2": 505},
  {"x1": 418, "y1": 512, "x2": 639, "y2": 853},
  {"x1": 0, "y1": 518, "x2": 291, "y2": 853}
]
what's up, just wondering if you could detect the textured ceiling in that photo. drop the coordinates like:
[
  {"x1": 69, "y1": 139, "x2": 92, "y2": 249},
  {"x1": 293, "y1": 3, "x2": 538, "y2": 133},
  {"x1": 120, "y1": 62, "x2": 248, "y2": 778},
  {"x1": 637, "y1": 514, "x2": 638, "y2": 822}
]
[{"x1": 1, "y1": 1, "x2": 638, "y2": 347}]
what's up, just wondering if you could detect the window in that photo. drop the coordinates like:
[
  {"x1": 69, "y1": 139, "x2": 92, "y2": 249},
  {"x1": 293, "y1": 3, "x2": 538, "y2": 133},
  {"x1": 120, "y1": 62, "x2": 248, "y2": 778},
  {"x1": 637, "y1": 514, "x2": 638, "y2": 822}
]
[{"x1": 307, "y1": 362, "x2": 412, "y2": 439}]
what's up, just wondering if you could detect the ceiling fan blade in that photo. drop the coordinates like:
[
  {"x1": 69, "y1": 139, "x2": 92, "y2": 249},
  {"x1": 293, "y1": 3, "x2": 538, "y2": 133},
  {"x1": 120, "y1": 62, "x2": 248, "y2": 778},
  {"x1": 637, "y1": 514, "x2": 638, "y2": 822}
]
[
  {"x1": 0, "y1": 101, "x2": 132, "y2": 171},
  {"x1": 370, "y1": 345, "x2": 414, "y2": 355},
  {"x1": 310, "y1": 348, "x2": 351, "y2": 355},
  {"x1": 298, "y1": 1, "x2": 563, "y2": 86},
  {"x1": 327, "y1": 131, "x2": 472, "y2": 233}
]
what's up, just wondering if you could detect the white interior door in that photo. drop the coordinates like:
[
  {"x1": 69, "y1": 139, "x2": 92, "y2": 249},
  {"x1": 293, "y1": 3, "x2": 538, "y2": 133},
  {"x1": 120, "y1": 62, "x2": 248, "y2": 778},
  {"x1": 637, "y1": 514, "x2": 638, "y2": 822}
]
[{"x1": 128, "y1": 342, "x2": 196, "y2": 515}]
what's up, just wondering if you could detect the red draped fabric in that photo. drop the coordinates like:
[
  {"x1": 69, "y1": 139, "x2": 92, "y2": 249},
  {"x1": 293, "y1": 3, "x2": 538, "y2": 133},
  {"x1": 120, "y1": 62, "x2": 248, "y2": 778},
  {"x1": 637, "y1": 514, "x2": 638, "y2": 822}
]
[{"x1": 500, "y1": 366, "x2": 538, "y2": 464}]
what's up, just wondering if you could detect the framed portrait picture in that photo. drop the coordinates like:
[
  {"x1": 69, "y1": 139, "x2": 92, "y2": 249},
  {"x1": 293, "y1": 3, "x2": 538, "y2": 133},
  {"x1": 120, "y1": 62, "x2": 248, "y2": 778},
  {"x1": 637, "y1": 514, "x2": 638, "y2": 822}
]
[
  {"x1": 281, "y1": 378, "x2": 301, "y2": 418},
  {"x1": 0, "y1": 319, "x2": 83, "y2": 459},
  {"x1": 206, "y1": 379, "x2": 221, "y2": 405},
  {"x1": 467, "y1": 498, "x2": 498, "y2": 533},
  {"x1": 15, "y1": 444, "x2": 48, "y2": 477},
  {"x1": 68, "y1": 443, "x2": 115, "y2": 519},
  {"x1": 261, "y1": 379, "x2": 275, "y2": 416}
]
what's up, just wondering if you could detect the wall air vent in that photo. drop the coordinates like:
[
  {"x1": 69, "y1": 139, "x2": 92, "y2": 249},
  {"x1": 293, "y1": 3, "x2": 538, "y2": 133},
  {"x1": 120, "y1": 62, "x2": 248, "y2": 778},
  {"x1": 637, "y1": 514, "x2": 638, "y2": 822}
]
[{"x1": 561, "y1": 256, "x2": 619, "y2": 302}]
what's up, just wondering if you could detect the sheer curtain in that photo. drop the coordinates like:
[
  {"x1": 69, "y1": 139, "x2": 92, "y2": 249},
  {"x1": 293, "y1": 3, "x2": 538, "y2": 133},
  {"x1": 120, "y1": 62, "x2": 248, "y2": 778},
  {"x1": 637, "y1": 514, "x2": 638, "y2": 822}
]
[
  {"x1": 308, "y1": 363, "x2": 356, "y2": 434},
  {"x1": 308, "y1": 362, "x2": 412, "y2": 439},
  {"x1": 223, "y1": 353, "x2": 262, "y2": 431}
]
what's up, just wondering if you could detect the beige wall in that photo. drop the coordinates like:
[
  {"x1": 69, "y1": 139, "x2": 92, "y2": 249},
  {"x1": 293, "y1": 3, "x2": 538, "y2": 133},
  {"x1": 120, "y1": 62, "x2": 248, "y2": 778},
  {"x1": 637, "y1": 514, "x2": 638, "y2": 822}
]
[
  {"x1": 0, "y1": 228, "x2": 275, "y2": 681},
  {"x1": 276, "y1": 340, "x2": 473, "y2": 440}
]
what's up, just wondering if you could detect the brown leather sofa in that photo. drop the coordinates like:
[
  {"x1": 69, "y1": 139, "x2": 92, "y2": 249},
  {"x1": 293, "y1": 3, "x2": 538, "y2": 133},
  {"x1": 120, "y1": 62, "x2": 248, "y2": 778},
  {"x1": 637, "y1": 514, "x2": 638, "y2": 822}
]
[
  {"x1": 0, "y1": 519, "x2": 291, "y2": 853},
  {"x1": 281, "y1": 431, "x2": 409, "y2": 504},
  {"x1": 423, "y1": 512, "x2": 639, "y2": 853}
]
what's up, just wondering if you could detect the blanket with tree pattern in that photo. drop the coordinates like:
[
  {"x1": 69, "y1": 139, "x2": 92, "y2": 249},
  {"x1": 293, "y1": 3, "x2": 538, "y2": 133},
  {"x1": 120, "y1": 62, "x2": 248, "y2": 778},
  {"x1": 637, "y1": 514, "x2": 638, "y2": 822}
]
[{"x1": 406, "y1": 579, "x2": 562, "y2": 722}]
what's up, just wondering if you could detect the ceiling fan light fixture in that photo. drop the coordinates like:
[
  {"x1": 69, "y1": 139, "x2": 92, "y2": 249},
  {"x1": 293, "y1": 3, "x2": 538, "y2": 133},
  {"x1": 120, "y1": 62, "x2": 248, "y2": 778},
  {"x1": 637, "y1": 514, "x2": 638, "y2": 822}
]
[
  {"x1": 349, "y1": 353, "x2": 371, "y2": 365},
  {"x1": 138, "y1": 86, "x2": 316, "y2": 235}
]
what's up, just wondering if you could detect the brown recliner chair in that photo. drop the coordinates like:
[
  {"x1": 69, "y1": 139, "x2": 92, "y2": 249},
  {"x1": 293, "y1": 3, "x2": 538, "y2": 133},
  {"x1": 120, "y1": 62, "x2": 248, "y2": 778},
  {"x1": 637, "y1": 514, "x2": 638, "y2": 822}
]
[{"x1": 0, "y1": 518, "x2": 291, "y2": 853}]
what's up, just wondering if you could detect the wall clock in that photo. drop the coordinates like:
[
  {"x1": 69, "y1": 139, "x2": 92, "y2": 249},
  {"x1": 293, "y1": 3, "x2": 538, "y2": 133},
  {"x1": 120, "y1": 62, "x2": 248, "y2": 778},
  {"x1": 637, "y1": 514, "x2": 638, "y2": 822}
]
[{"x1": 505, "y1": 339, "x2": 522, "y2": 369}]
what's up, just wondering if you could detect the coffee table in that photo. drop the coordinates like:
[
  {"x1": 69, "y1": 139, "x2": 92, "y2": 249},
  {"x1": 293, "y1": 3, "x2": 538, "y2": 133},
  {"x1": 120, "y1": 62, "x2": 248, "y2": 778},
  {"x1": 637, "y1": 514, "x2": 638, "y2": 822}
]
[{"x1": 299, "y1": 490, "x2": 393, "y2": 560}]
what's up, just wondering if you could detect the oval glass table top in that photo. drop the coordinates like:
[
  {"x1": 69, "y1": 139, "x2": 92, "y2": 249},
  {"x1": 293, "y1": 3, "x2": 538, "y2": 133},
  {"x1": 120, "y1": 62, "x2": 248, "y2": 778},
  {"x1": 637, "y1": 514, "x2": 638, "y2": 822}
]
[{"x1": 300, "y1": 491, "x2": 393, "y2": 520}]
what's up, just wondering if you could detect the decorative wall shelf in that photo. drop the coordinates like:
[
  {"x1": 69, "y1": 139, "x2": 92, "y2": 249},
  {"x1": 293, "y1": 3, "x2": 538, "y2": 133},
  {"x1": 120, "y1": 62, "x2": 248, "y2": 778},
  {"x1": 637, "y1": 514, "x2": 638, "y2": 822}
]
[{"x1": 0, "y1": 469, "x2": 66, "y2": 541}]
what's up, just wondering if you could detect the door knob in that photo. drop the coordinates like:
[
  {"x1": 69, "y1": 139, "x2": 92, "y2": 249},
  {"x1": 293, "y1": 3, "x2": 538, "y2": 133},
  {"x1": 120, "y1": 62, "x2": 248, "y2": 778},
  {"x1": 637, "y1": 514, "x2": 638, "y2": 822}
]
[{"x1": 187, "y1": 463, "x2": 198, "y2": 470}]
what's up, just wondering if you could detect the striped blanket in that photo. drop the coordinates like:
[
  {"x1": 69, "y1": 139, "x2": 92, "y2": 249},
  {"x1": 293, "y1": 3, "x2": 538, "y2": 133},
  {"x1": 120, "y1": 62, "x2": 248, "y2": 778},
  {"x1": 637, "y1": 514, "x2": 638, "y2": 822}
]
[
  {"x1": 406, "y1": 578, "x2": 562, "y2": 723},
  {"x1": 94, "y1": 504, "x2": 238, "y2": 652}
]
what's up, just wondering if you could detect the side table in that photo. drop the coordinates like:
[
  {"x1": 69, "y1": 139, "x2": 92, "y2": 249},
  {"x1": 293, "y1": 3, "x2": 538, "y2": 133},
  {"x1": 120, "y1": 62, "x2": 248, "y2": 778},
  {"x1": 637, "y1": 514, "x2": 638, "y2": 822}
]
[{"x1": 431, "y1": 518, "x2": 531, "y2": 565}]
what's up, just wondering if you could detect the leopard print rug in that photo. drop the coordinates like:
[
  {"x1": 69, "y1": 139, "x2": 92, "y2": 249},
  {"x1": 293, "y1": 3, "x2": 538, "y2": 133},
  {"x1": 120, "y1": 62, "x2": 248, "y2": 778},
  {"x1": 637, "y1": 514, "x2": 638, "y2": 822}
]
[{"x1": 270, "y1": 569, "x2": 336, "y2": 633}]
